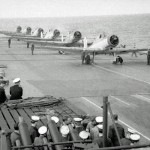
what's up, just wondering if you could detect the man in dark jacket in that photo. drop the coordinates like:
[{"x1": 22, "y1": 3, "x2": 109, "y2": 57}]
[
  {"x1": 108, "y1": 114, "x2": 125, "y2": 146},
  {"x1": 147, "y1": 49, "x2": 150, "y2": 65},
  {"x1": 29, "y1": 120, "x2": 39, "y2": 143},
  {"x1": 0, "y1": 80, "x2": 7, "y2": 104},
  {"x1": 10, "y1": 78, "x2": 23, "y2": 100}
]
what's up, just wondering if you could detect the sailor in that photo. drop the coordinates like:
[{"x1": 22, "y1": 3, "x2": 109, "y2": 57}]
[
  {"x1": 27, "y1": 42, "x2": 29, "y2": 48},
  {"x1": 10, "y1": 78, "x2": 23, "y2": 100},
  {"x1": 60, "y1": 125, "x2": 70, "y2": 141},
  {"x1": 31, "y1": 44, "x2": 35, "y2": 55},
  {"x1": 108, "y1": 114, "x2": 125, "y2": 146},
  {"x1": 90, "y1": 121, "x2": 99, "y2": 143},
  {"x1": 147, "y1": 49, "x2": 150, "y2": 65},
  {"x1": 10, "y1": 123, "x2": 22, "y2": 147},
  {"x1": 29, "y1": 120, "x2": 40, "y2": 143},
  {"x1": 131, "y1": 43, "x2": 137, "y2": 57},
  {"x1": 8, "y1": 38, "x2": 11, "y2": 48},
  {"x1": 85, "y1": 53, "x2": 91, "y2": 64},
  {"x1": 0, "y1": 80, "x2": 7, "y2": 104},
  {"x1": 95, "y1": 125, "x2": 112, "y2": 148},
  {"x1": 130, "y1": 133, "x2": 140, "y2": 145},
  {"x1": 34, "y1": 126, "x2": 48, "y2": 150},
  {"x1": 116, "y1": 56, "x2": 123, "y2": 64},
  {"x1": 79, "y1": 130, "x2": 89, "y2": 140},
  {"x1": 86, "y1": 116, "x2": 96, "y2": 133},
  {"x1": 120, "y1": 129, "x2": 133, "y2": 146}
]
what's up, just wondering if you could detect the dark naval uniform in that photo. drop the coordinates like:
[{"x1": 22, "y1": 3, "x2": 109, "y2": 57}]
[
  {"x1": 147, "y1": 50, "x2": 150, "y2": 65},
  {"x1": 29, "y1": 126, "x2": 40, "y2": 143},
  {"x1": 10, "y1": 85, "x2": 23, "y2": 100},
  {"x1": 0, "y1": 86, "x2": 7, "y2": 104},
  {"x1": 108, "y1": 123, "x2": 125, "y2": 146}
]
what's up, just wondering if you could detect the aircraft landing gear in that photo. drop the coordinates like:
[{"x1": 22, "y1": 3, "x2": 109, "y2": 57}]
[{"x1": 113, "y1": 56, "x2": 123, "y2": 64}]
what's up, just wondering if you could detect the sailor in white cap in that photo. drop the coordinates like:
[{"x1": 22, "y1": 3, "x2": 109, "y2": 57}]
[
  {"x1": 79, "y1": 131, "x2": 89, "y2": 140},
  {"x1": 29, "y1": 119, "x2": 39, "y2": 143},
  {"x1": 34, "y1": 126, "x2": 48, "y2": 149},
  {"x1": 130, "y1": 133, "x2": 140, "y2": 144},
  {"x1": 95, "y1": 116, "x2": 103, "y2": 124},
  {"x1": 60, "y1": 125, "x2": 70, "y2": 141},
  {"x1": 10, "y1": 78, "x2": 23, "y2": 100}
]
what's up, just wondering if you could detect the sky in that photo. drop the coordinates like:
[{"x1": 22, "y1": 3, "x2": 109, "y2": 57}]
[{"x1": 0, "y1": 0, "x2": 150, "y2": 18}]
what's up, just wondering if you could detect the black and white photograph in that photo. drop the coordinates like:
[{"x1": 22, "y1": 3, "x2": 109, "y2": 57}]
[{"x1": 0, "y1": 0, "x2": 150, "y2": 149}]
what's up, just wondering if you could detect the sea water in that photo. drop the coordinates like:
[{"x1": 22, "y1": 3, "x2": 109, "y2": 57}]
[{"x1": 0, "y1": 14, "x2": 150, "y2": 48}]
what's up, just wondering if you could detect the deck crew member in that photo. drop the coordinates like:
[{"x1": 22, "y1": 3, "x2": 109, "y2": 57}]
[
  {"x1": 108, "y1": 114, "x2": 125, "y2": 146},
  {"x1": 34, "y1": 126, "x2": 48, "y2": 150},
  {"x1": 8, "y1": 38, "x2": 11, "y2": 48},
  {"x1": 27, "y1": 42, "x2": 29, "y2": 48},
  {"x1": 29, "y1": 120, "x2": 40, "y2": 143},
  {"x1": 86, "y1": 116, "x2": 96, "y2": 133},
  {"x1": 10, "y1": 78, "x2": 23, "y2": 100},
  {"x1": 31, "y1": 44, "x2": 35, "y2": 55},
  {"x1": 0, "y1": 80, "x2": 7, "y2": 104},
  {"x1": 10, "y1": 123, "x2": 22, "y2": 147},
  {"x1": 147, "y1": 49, "x2": 150, "y2": 65}
]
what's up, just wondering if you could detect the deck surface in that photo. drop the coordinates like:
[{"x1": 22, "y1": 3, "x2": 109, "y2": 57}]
[{"x1": 0, "y1": 38, "x2": 150, "y2": 148}]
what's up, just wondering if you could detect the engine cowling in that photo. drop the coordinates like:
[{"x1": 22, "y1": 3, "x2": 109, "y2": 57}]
[
  {"x1": 16, "y1": 26, "x2": 22, "y2": 33},
  {"x1": 26, "y1": 27, "x2": 32, "y2": 35},
  {"x1": 108, "y1": 35, "x2": 119, "y2": 47},
  {"x1": 53, "y1": 29, "x2": 60, "y2": 38},
  {"x1": 74, "y1": 31, "x2": 82, "y2": 42},
  {"x1": 90, "y1": 35, "x2": 119, "y2": 50}
]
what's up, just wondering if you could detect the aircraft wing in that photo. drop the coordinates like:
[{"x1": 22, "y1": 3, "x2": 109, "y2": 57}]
[
  {"x1": 35, "y1": 45, "x2": 108, "y2": 55},
  {"x1": 110, "y1": 48, "x2": 148, "y2": 54}
]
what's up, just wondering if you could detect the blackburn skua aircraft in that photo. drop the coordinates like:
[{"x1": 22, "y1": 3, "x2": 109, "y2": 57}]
[
  {"x1": 27, "y1": 33, "x2": 148, "y2": 64},
  {"x1": 0, "y1": 26, "x2": 62, "y2": 41},
  {"x1": 0, "y1": 26, "x2": 44, "y2": 38}
]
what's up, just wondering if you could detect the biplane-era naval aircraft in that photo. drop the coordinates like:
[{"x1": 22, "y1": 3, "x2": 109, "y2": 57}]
[
  {"x1": 0, "y1": 26, "x2": 60, "y2": 41},
  {"x1": 24, "y1": 32, "x2": 148, "y2": 65}
]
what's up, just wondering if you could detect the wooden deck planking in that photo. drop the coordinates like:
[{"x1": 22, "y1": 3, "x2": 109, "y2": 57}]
[
  {"x1": 0, "y1": 111, "x2": 9, "y2": 129},
  {"x1": 17, "y1": 109, "x2": 32, "y2": 126},
  {"x1": 9, "y1": 109, "x2": 20, "y2": 123},
  {"x1": 1, "y1": 108, "x2": 15, "y2": 129}
]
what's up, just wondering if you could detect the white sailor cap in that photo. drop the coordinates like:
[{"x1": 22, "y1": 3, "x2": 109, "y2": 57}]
[
  {"x1": 130, "y1": 134, "x2": 140, "y2": 141},
  {"x1": 97, "y1": 124, "x2": 103, "y2": 130},
  {"x1": 128, "y1": 128, "x2": 136, "y2": 134},
  {"x1": 60, "y1": 125, "x2": 69, "y2": 137},
  {"x1": 38, "y1": 126, "x2": 47, "y2": 135},
  {"x1": 13, "y1": 78, "x2": 20, "y2": 83},
  {"x1": 95, "y1": 116, "x2": 103, "y2": 123},
  {"x1": 31, "y1": 115, "x2": 40, "y2": 121},
  {"x1": 79, "y1": 131, "x2": 89, "y2": 139},
  {"x1": 99, "y1": 133, "x2": 103, "y2": 137},
  {"x1": 73, "y1": 117, "x2": 82, "y2": 122},
  {"x1": 51, "y1": 116, "x2": 59, "y2": 123}
]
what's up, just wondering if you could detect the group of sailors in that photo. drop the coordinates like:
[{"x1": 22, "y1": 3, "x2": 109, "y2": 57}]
[{"x1": 4, "y1": 113, "x2": 141, "y2": 149}]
